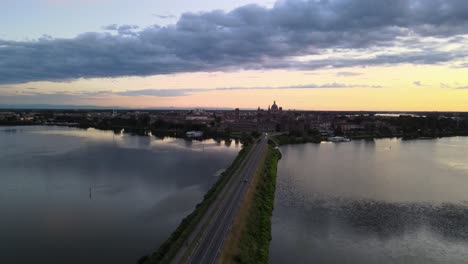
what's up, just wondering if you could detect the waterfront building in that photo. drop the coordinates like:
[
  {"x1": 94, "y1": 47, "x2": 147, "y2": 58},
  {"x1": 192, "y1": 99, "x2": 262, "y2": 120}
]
[{"x1": 186, "y1": 131, "x2": 203, "y2": 138}]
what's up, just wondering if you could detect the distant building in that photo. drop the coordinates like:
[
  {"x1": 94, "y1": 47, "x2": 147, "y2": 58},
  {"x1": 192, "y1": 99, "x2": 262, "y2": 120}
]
[
  {"x1": 186, "y1": 131, "x2": 203, "y2": 138},
  {"x1": 258, "y1": 121, "x2": 276, "y2": 133},
  {"x1": 226, "y1": 120, "x2": 258, "y2": 132},
  {"x1": 340, "y1": 124, "x2": 364, "y2": 132},
  {"x1": 271, "y1": 100, "x2": 279, "y2": 112},
  {"x1": 269, "y1": 100, "x2": 282, "y2": 114}
]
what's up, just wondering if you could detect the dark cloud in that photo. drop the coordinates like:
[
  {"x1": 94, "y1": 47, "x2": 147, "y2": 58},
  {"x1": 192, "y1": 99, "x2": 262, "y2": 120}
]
[
  {"x1": 0, "y1": 92, "x2": 102, "y2": 105},
  {"x1": 103, "y1": 24, "x2": 139, "y2": 36},
  {"x1": 256, "y1": 83, "x2": 382, "y2": 89},
  {"x1": 0, "y1": 83, "x2": 383, "y2": 103},
  {"x1": 103, "y1": 24, "x2": 119, "y2": 31},
  {"x1": 114, "y1": 82, "x2": 383, "y2": 97},
  {"x1": 440, "y1": 83, "x2": 450, "y2": 88},
  {"x1": 1, "y1": 0, "x2": 468, "y2": 84},
  {"x1": 336, "y1": 71, "x2": 362, "y2": 77},
  {"x1": 115, "y1": 89, "x2": 193, "y2": 97},
  {"x1": 438, "y1": 83, "x2": 468, "y2": 89},
  {"x1": 152, "y1": 14, "x2": 177, "y2": 19},
  {"x1": 287, "y1": 50, "x2": 468, "y2": 70}
]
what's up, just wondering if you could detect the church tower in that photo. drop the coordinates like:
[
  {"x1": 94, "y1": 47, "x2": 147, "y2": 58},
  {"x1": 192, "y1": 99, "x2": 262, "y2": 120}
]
[{"x1": 271, "y1": 100, "x2": 279, "y2": 112}]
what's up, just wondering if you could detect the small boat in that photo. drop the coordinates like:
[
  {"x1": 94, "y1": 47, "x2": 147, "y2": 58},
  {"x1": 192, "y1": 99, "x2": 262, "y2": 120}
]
[{"x1": 328, "y1": 136, "x2": 351, "y2": 142}]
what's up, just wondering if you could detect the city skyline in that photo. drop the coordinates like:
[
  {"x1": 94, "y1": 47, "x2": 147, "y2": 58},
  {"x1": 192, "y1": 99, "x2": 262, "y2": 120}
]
[{"x1": 1, "y1": 0, "x2": 468, "y2": 111}]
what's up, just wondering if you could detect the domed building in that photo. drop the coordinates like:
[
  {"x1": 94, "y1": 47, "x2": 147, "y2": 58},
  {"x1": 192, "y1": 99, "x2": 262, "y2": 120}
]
[
  {"x1": 271, "y1": 100, "x2": 279, "y2": 112},
  {"x1": 268, "y1": 100, "x2": 282, "y2": 114}
]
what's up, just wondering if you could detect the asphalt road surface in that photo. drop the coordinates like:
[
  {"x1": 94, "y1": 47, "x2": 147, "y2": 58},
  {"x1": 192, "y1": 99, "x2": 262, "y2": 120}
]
[{"x1": 171, "y1": 135, "x2": 268, "y2": 264}]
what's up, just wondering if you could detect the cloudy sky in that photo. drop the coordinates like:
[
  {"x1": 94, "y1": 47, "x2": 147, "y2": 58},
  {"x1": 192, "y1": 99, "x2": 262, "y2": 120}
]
[{"x1": 1, "y1": 0, "x2": 468, "y2": 110}]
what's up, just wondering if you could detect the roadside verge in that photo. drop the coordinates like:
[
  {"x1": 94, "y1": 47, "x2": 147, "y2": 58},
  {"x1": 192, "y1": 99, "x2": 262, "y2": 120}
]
[{"x1": 218, "y1": 141, "x2": 281, "y2": 263}]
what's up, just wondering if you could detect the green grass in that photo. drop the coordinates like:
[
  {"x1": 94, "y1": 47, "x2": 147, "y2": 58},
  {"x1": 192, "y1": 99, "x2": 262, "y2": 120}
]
[
  {"x1": 139, "y1": 144, "x2": 253, "y2": 264},
  {"x1": 233, "y1": 144, "x2": 282, "y2": 264}
]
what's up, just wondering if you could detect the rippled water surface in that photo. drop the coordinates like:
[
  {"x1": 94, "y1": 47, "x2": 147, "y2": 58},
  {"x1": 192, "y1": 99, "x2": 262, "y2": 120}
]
[
  {"x1": 269, "y1": 138, "x2": 468, "y2": 264},
  {"x1": 0, "y1": 126, "x2": 241, "y2": 264}
]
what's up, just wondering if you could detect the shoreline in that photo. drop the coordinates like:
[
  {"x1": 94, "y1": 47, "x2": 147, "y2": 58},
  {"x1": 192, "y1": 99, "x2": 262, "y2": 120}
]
[
  {"x1": 0, "y1": 123, "x2": 251, "y2": 143},
  {"x1": 2, "y1": 123, "x2": 468, "y2": 143},
  {"x1": 272, "y1": 133, "x2": 468, "y2": 146}
]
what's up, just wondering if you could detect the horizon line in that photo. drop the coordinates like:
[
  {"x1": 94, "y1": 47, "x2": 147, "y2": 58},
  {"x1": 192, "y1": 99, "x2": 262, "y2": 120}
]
[{"x1": 0, "y1": 104, "x2": 467, "y2": 113}]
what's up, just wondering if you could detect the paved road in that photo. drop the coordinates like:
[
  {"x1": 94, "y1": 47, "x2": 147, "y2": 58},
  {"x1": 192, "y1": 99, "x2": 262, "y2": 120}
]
[{"x1": 171, "y1": 135, "x2": 268, "y2": 264}]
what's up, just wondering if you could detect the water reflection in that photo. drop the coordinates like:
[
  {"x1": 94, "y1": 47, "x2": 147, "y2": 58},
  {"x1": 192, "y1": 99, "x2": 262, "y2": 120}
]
[
  {"x1": 0, "y1": 126, "x2": 241, "y2": 264},
  {"x1": 334, "y1": 199, "x2": 468, "y2": 241},
  {"x1": 270, "y1": 138, "x2": 468, "y2": 264}
]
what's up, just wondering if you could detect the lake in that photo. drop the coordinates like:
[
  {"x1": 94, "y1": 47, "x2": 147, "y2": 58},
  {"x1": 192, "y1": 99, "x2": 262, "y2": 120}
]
[
  {"x1": 270, "y1": 137, "x2": 468, "y2": 264},
  {"x1": 0, "y1": 126, "x2": 241, "y2": 264}
]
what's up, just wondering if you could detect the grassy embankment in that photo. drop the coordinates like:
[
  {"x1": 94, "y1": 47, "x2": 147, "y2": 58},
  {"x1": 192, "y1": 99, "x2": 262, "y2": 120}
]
[
  {"x1": 219, "y1": 141, "x2": 281, "y2": 264},
  {"x1": 273, "y1": 134, "x2": 321, "y2": 145},
  {"x1": 139, "y1": 144, "x2": 253, "y2": 264}
]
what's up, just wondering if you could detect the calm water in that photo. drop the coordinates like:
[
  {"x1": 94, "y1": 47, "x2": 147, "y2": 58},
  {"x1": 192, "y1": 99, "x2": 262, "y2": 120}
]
[
  {"x1": 270, "y1": 138, "x2": 468, "y2": 264},
  {"x1": 0, "y1": 126, "x2": 241, "y2": 264}
]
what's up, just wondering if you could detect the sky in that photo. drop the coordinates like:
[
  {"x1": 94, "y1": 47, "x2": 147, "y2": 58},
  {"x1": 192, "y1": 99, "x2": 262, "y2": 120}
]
[{"x1": 1, "y1": 0, "x2": 468, "y2": 111}]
